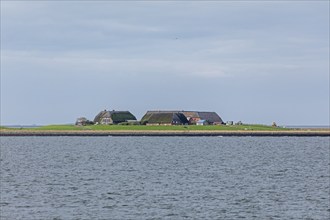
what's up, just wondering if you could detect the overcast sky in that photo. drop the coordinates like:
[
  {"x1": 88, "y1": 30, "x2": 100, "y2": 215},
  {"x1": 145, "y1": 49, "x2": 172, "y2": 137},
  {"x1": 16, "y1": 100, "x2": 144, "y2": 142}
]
[{"x1": 1, "y1": 1, "x2": 329, "y2": 126}]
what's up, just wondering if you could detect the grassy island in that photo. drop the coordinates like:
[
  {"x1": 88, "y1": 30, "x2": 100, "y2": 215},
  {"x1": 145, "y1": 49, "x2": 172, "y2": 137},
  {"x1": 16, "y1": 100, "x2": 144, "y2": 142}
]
[
  {"x1": 2, "y1": 124, "x2": 288, "y2": 131},
  {"x1": 1, "y1": 124, "x2": 329, "y2": 136}
]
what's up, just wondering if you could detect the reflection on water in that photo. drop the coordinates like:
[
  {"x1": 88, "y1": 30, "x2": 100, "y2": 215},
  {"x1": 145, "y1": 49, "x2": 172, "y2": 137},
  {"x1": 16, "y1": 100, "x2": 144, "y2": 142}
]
[{"x1": 1, "y1": 137, "x2": 329, "y2": 219}]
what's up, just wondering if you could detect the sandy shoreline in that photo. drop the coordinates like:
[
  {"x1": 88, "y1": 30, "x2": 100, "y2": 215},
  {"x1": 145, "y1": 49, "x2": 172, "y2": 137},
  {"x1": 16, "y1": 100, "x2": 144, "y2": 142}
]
[{"x1": 1, "y1": 129, "x2": 329, "y2": 136}]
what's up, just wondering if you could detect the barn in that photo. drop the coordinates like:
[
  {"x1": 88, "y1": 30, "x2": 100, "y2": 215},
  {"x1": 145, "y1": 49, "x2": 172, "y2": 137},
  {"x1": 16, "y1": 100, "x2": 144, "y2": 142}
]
[{"x1": 94, "y1": 110, "x2": 137, "y2": 125}]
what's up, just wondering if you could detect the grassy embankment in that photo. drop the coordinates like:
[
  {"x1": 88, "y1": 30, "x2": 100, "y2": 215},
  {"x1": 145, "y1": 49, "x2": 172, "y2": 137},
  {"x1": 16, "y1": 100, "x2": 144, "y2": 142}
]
[{"x1": 1, "y1": 124, "x2": 289, "y2": 131}]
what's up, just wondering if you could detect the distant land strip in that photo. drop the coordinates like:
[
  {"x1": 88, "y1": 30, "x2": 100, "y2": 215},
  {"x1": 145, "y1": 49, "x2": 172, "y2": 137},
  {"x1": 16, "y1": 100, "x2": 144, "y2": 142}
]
[{"x1": 1, "y1": 130, "x2": 329, "y2": 137}]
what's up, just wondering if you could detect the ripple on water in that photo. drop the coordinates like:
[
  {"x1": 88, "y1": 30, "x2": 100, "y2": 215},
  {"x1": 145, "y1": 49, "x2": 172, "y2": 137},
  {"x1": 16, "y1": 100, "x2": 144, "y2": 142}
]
[{"x1": 0, "y1": 136, "x2": 329, "y2": 219}]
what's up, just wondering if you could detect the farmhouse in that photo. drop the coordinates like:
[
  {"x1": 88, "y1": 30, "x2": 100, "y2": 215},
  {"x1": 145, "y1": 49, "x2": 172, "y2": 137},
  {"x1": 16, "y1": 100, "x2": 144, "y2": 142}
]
[
  {"x1": 141, "y1": 111, "x2": 189, "y2": 125},
  {"x1": 193, "y1": 111, "x2": 224, "y2": 125},
  {"x1": 141, "y1": 110, "x2": 223, "y2": 125},
  {"x1": 94, "y1": 110, "x2": 137, "y2": 125},
  {"x1": 179, "y1": 111, "x2": 200, "y2": 123}
]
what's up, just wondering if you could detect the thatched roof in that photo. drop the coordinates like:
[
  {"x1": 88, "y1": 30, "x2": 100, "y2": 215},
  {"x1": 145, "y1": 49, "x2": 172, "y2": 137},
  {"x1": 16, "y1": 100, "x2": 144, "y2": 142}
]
[
  {"x1": 94, "y1": 110, "x2": 136, "y2": 124},
  {"x1": 141, "y1": 110, "x2": 223, "y2": 125},
  {"x1": 197, "y1": 112, "x2": 223, "y2": 124},
  {"x1": 141, "y1": 112, "x2": 188, "y2": 125},
  {"x1": 180, "y1": 111, "x2": 200, "y2": 118}
]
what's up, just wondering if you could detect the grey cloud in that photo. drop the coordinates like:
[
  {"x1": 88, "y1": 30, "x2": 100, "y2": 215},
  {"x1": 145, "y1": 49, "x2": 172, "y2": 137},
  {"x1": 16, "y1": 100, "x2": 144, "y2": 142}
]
[{"x1": 1, "y1": 1, "x2": 329, "y2": 125}]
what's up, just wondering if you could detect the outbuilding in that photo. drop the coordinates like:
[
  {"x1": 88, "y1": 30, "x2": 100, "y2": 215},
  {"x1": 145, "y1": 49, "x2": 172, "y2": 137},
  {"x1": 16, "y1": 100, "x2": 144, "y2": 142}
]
[{"x1": 75, "y1": 117, "x2": 88, "y2": 126}]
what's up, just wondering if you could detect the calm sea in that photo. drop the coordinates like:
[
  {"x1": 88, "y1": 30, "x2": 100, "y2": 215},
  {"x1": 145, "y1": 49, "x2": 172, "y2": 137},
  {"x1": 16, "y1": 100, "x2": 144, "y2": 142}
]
[{"x1": 0, "y1": 137, "x2": 329, "y2": 219}]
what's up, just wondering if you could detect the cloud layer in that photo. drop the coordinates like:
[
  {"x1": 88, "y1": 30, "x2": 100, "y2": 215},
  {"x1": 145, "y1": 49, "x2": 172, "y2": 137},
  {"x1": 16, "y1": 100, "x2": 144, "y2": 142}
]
[{"x1": 1, "y1": 1, "x2": 329, "y2": 125}]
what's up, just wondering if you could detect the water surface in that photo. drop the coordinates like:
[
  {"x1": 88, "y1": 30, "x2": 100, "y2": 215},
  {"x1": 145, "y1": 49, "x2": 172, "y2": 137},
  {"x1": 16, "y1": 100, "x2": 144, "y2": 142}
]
[{"x1": 1, "y1": 137, "x2": 329, "y2": 219}]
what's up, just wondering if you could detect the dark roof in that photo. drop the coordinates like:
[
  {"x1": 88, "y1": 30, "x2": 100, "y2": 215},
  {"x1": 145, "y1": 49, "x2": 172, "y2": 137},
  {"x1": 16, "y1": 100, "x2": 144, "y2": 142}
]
[
  {"x1": 94, "y1": 110, "x2": 136, "y2": 124},
  {"x1": 144, "y1": 110, "x2": 181, "y2": 114},
  {"x1": 111, "y1": 112, "x2": 137, "y2": 123},
  {"x1": 142, "y1": 110, "x2": 223, "y2": 123},
  {"x1": 141, "y1": 112, "x2": 188, "y2": 125},
  {"x1": 197, "y1": 112, "x2": 223, "y2": 124},
  {"x1": 181, "y1": 111, "x2": 200, "y2": 118}
]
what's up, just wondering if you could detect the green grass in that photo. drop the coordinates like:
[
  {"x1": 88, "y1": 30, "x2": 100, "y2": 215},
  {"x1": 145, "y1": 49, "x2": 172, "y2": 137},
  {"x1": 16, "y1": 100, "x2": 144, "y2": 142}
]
[
  {"x1": 0, "y1": 126, "x2": 16, "y2": 130},
  {"x1": 4, "y1": 124, "x2": 289, "y2": 131}
]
